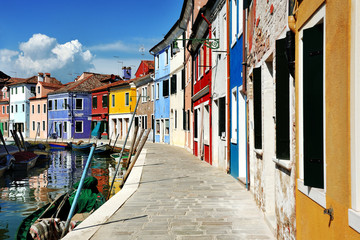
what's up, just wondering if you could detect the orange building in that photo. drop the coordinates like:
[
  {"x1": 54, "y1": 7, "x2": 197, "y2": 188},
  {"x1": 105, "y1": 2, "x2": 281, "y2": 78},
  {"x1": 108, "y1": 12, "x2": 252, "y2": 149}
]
[{"x1": 295, "y1": 0, "x2": 360, "y2": 239}]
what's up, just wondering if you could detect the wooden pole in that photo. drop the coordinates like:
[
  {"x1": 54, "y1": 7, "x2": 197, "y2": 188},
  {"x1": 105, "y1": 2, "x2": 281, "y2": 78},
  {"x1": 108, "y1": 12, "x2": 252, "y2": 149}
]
[
  {"x1": 18, "y1": 130, "x2": 27, "y2": 151},
  {"x1": 121, "y1": 129, "x2": 150, "y2": 187},
  {"x1": 10, "y1": 130, "x2": 22, "y2": 152},
  {"x1": 132, "y1": 128, "x2": 144, "y2": 155},
  {"x1": 128, "y1": 126, "x2": 139, "y2": 156},
  {"x1": 112, "y1": 134, "x2": 120, "y2": 151}
]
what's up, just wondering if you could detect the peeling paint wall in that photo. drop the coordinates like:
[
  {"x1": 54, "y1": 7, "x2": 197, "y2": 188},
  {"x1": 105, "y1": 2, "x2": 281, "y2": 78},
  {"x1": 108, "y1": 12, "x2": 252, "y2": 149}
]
[{"x1": 246, "y1": 0, "x2": 296, "y2": 239}]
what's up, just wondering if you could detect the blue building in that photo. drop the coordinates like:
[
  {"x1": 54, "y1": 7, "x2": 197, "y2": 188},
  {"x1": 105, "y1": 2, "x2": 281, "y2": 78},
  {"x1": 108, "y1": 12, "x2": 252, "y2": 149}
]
[
  {"x1": 229, "y1": 0, "x2": 247, "y2": 185},
  {"x1": 47, "y1": 73, "x2": 112, "y2": 140},
  {"x1": 150, "y1": 43, "x2": 171, "y2": 144}
]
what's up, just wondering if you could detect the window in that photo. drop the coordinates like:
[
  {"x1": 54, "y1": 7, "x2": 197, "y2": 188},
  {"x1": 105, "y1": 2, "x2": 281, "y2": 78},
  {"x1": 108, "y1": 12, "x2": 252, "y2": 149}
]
[
  {"x1": 125, "y1": 92, "x2": 129, "y2": 106},
  {"x1": 31, "y1": 86, "x2": 35, "y2": 94},
  {"x1": 219, "y1": 97, "x2": 226, "y2": 136},
  {"x1": 37, "y1": 104, "x2": 40, "y2": 114},
  {"x1": 231, "y1": 88, "x2": 238, "y2": 143},
  {"x1": 156, "y1": 55, "x2": 159, "y2": 69},
  {"x1": 43, "y1": 104, "x2": 46, "y2": 113},
  {"x1": 75, "y1": 99, "x2": 83, "y2": 110},
  {"x1": 165, "y1": 49, "x2": 169, "y2": 65},
  {"x1": 174, "y1": 110, "x2": 177, "y2": 129},
  {"x1": 144, "y1": 115, "x2": 147, "y2": 129},
  {"x1": 181, "y1": 69, "x2": 186, "y2": 90},
  {"x1": 15, "y1": 88, "x2": 17, "y2": 94},
  {"x1": 37, "y1": 86, "x2": 40, "y2": 94},
  {"x1": 22, "y1": 104, "x2": 24, "y2": 112},
  {"x1": 187, "y1": 109, "x2": 190, "y2": 131},
  {"x1": 163, "y1": 79, "x2": 169, "y2": 97},
  {"x1": 102, "y1": 95, "x2": 108, "y2": 108},
  {"x1": 11, "y1": 105, "x2": 13, "y2": 113},
  {"x1": 165, "y1": 119, "x2": 169, "y2": 135},
  {"x1": 22, "y1": 86, "x2": 24, "y2": 93},
  {"x1": 32, "y1": 121, "x2": 35, "y2": 131},
  {"x1": 156, "y1": 83, "x2": 160, "y2": 99},
  {"x1": 5, "y1": 122, "x2": 7, "y2": 131},
  {"x1": 142, "y1": 87, "x2": 147, "y2": 103},
  {"x1": 194, "y1": 109, "x2": 198, "y2": 139},
  {"x1": 15, "y1": 105, "x2": 18, "y2": 113},
  {"x1": 297, "y1": 5, "x2": 326, "y2": 208},
  {"x1": 253, "y1": 67, "x2": 262, "y2": 149},
  {"x1": 171, "y1": 74, "x2": 177, "y2": 94},
  {"x1": 32, "y1": 105, "x2": 34, "y2": 114},
  {"x1": 64, "y1": 122, "x2": 67, "y2": 133},
  {"x1": 156, "y1": 119, "x2": 160, "y2": 134},
  {"x1": 183, "y1": 109, "x2": 186, "y2": 130},
  {"x1": 6, "y1": 106, "x2": 9, "y2": 113},
  {"x1": 54, "y1": 100, "x2": 58, "y2": 110},
  {"x1": 64, "y1": 99, "x2": 68, "y2": 109},
  {"x1": 42, "y1": 121, "x2": 45, "y2": 131},
  {"x1": 75, "y1": 121, "x2": 83, "y2": 133},
  {"x1": 151, "y1": 84, "x2": 154, "y2": 101},
  {"x1": 93, "y1": 96, "x2": 97, "y2": 109},
  {"x1": 204, "y1": 105, "x2": 210, "y2": 144},
  {"x1": 11, "y1": 88, "x2": 13, "y2": 95},
  {"x1": 275, "y1": 38, "x2": 290, "y2": 160},
  {"x1": 111, "y1": 95, "x2": 115, "y2": 107},
  {"x1": 48, "y1": 100, "x2": 53, "y2": 110}
]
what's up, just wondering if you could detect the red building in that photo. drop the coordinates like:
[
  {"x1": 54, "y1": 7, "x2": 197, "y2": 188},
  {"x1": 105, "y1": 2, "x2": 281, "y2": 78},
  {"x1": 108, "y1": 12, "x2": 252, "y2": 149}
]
[
  {"x1": 134, "y1": 60, "x2": 155, "y2": 78},
  {"x1": 190, "y1": 5, "x2": 214, "y2": 165}
]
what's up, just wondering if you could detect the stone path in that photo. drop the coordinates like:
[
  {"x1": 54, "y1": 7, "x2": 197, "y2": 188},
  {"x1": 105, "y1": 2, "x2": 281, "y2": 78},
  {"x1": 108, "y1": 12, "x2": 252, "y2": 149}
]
[{"x1": 90, "y1": 143, "x2": 274, "y2": 240}]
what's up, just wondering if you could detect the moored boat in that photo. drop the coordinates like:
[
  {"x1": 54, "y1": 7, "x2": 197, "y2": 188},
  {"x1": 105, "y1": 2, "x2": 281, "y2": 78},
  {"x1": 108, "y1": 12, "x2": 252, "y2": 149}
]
[
  {"x1": 0, "y1": 155, "x2": 14, "y2": 177},
  {"x1": 12, "y1": 152, "x2": 38, "y2": 171},
  {"x1": 94, "y1": 144, "x2": 111, "y2": 154},
  {"x1": 71, "y1": 142, "x2": 93, "y2": 151},
  {"x1": 48, "y1": 142, "x2": 70, "y2": 149}
]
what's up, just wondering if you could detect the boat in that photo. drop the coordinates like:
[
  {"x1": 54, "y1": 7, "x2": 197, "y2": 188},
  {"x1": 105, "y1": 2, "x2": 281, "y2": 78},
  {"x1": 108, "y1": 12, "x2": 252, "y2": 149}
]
[
  {"x1": 111, "y1": 146, "x2": 131, "y2": 153},
  {"x1": 110, "y1": 152, "x2": 130, "y2": 163},
  {"x1": 16, "y1": 176, "x2": 105, "y2": 240},
  {"x1": 12, "y1": 152, "x2": 39, "y2": 171},
  {"x1": 94, "y1": 144, "x2": 112, "y2": 154},
  {"x1": 0, "y1": 155, "x2": 14, "y2": 177},
  {"x1": 71, "y1": 141, "x2": 93, "y2": 151},
  {"x1": 48, "y1": 142, "x2": 70, "y2": 149}
]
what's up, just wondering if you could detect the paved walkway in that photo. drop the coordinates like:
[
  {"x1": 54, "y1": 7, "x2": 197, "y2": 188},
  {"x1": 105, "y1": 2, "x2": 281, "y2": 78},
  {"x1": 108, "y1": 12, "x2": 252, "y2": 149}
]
[{"x1": 77, "y1": 143, "x2": 274, "y2": 240}]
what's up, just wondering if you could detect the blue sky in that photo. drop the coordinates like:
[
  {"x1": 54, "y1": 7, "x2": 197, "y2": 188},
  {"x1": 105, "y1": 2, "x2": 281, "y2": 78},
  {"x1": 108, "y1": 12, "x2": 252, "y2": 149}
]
[{"x1": 0, "y1": 0, "x2": 183, "y2": 82}]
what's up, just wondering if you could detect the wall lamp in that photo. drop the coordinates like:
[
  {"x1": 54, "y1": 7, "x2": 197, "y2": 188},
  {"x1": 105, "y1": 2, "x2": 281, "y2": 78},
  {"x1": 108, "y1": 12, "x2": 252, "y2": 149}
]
[{"x1": 172, "y1": 38, "x2": 220, "y2": 55}]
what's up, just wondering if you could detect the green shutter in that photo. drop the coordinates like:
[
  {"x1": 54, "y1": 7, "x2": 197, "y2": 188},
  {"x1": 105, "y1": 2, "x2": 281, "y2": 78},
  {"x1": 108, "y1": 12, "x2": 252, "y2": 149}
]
[
  {"x1": 253, "y1": 67, "x2": 262, "y2": 149},
  {"x1": 276, "y1": 38, "x2": 290, "y2": 160},
  {"x1": 303, "y1": 23, "x2": 324, "y2": 188},
  {"x1": 219, "y1": 97, "x2": 226, "y2": 136}
]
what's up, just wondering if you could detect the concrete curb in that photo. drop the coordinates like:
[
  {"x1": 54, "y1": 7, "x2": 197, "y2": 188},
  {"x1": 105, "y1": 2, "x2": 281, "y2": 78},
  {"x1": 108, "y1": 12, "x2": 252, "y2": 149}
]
[{"x1": 62, "y1": 149, "x2": 147, "y2": 240}]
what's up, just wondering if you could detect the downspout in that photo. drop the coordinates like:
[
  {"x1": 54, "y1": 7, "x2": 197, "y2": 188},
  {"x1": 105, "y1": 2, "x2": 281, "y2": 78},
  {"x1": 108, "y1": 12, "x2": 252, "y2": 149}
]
[
  {"x1": 243, "y1": 4, "x2": 250, "y2": 190},
  {"x1": 288, "y1": 0, "x2": 296, "y2": 33},
  {"x1": 226, "y1": 0, "x2": 231, "y2": 173},
  {"x1": 201, "y1": 13, "x2": 213, "y2": 164}
]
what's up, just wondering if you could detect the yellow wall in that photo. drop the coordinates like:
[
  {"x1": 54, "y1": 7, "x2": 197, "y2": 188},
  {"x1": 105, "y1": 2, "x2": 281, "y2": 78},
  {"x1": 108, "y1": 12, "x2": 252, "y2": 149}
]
[
  {"x1": 295, "y1": 0, "x2": 359, "y2": 239},
  {"x1": 109, "y1": 86, "x2": 136, "y2": 114}
]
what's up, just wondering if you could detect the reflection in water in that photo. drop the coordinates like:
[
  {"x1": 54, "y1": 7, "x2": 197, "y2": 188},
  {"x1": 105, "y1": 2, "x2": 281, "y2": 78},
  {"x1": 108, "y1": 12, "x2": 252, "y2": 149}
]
[{"x1": 0, "y1": 149, "x2": 120, "y2": 240}]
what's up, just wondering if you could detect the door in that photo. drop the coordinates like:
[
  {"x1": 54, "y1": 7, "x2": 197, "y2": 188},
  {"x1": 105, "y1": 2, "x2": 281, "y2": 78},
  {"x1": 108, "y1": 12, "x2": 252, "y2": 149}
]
[{"x1": 238, "y1": 89, "x2": 247, "y2": 182}]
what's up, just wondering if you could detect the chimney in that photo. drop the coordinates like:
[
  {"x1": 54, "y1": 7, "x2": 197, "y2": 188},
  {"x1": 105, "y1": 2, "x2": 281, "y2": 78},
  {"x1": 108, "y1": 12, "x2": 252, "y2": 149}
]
[
  {"x1": 38, "y1": 72, "x2": 44, "y2": 82},
  {"x1": 44, "y1": 73, "x2": 51, "y2": 83},
  {"x1": 122, "y1": 67, "x2": 131, "y2": 80}
]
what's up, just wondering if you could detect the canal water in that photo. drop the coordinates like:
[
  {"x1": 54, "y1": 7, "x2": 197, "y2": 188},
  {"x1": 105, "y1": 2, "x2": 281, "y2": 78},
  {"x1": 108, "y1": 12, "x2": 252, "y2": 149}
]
[{"x1": 0, "y1": 149, "x2": 123, "y2": 240}]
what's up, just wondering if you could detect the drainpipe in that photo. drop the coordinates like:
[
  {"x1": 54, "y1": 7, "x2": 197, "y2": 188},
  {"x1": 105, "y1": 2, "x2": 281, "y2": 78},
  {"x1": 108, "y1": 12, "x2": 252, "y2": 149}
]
[
  {"x1": 226, "y1": 0, "x2": 231, "y2": 173},
  {"x1": 288, "y1": 0, "x2": 296, "y2": 33}
]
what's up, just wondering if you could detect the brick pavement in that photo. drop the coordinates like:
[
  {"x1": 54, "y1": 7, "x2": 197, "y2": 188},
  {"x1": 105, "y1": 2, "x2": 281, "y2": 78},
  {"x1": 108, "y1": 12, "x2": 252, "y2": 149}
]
[{"x1": 89, "y1": 143, "x2": 274, "y2": 240}]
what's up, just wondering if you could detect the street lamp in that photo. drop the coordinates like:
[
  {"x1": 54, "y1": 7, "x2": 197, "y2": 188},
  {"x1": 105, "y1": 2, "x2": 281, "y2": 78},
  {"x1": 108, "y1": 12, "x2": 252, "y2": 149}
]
[{"x1": 172, "y1": 38, "x2": 219, "y2": 55}]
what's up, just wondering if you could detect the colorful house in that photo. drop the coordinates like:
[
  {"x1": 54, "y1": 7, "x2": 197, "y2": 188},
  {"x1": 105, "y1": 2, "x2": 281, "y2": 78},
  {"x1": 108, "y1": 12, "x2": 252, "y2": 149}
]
[
  {"x1": 189, "y1": 2, "x2": 216, "y2": 164},
  {"x1": 150, "y1": 41, "x2": 171, "y2": 144},
  {"x1": 0, "y1": 86, "x2": 10, "y2": 137},
  {"x1": 90, "y1": 87, "x2": 110, "y2": 139},
  {"x1": 108, "y1": 80, "x2": 136, "y2": 141},
  {"x1": 295, "y1": 0, "x2": 360, "y2": 239},
  {"x1": 47, "y1": 73, "x2": 109, "y2": 140},
  {"x1": 29, "y1": 75, "x2": 63, "y2": 140},
  {"x1": 8, "y1": 76, "x2": 39, "y2": 137},
  {"x1": 132, "y1": 61, "x2": 155, "y2": 141}
]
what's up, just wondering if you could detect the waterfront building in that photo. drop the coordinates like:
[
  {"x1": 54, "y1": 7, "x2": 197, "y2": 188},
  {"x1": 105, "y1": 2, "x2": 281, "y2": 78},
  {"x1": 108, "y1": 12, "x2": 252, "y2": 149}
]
[
  {"x1": 108, "y1": 79, "x2": 136, "y2": 141},
  {"x1": 294, "y1": 0, "x2": 360, "y2": 239},
  {"x1": 132, "y1": 60, "x2": 155, "y2": 142},
  {"x1": 0, "y1": 86, "x2": 10, "y2": 138},
  {"x1": 47, "y1": 73, "x2": 110, "y2": 140},
  {"x1": 244, "y1": 0, "x2": 296, "y2": 237},
  {"x1": 29, "y1": 75, "x2": 63, "y2": 140}
]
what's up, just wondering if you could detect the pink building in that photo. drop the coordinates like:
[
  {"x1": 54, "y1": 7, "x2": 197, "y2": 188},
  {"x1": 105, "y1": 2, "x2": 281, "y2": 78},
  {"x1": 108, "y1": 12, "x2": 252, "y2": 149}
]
[{"x1": 29, "y1": 74, "x2": 63, "y2": 140}]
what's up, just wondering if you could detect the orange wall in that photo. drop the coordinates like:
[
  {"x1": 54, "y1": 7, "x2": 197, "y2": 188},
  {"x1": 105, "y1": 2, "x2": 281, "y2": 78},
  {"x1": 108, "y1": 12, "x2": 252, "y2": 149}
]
[{"x1": 295, "y1": 0, "x2": 359, "y2": 239}]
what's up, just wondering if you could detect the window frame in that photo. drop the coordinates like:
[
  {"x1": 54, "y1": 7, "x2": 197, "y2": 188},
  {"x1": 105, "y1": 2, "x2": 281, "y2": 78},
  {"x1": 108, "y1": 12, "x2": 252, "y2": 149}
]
[
  {"x1": 125, "y1": 92, "x2": 130, "y2": 106},
  {"x1": 231, "y1": 87, "x2": 238, "y2": 144},
  {"x1": 297, "y1": 5, "x2": 326, "y2": 208},
  {"x1": 75, "y1": 121, "x2": 83, "y2": 133},
  {"x1": 75, "y1": 98, "x2": 83, "y2": 110}
]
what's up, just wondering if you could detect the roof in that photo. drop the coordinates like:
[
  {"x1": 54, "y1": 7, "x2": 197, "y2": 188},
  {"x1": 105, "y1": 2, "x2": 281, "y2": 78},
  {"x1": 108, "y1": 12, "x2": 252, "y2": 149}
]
[
  {"x1": 149, "y1": 0, "x2": 193, "y2": 55},
  {"x1": 132, "y1": 73, "x2": 155, "y2": 87},
  {"x1": 39, "y1": 81, "x2": 63, "y2": 89},
  {"x1": 49, "y1": 73, "x2": 108, "y2": 95},
  {"x1": 29, "y1": 96, "x2": 47, "y2": 100},
  {"x1": 0, "y1": 71, "x2": 10, "y2": 81},
  {"x1": 91, "y1": 79, "x2": 133, "y2": 92},
  {"x1": 8, "y1": 76, "x2": 38, "y2": 86}
]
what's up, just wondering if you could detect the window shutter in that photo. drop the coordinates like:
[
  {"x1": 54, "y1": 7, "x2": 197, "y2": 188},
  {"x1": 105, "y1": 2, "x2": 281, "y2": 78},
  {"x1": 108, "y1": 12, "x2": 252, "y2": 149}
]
[
  {"x1": 275, "y1": 38, "x2": 290, "y2": 160},
  {"x1": 219, "y1": 97, "x2": 226, "y2": 136},
  {"x1": 181, "y1": 69, "x2": 185, "y2": 90},
  {"x1": 183, "y1": 109, "x2": 186, "y2": 130},
  {"x1": 253, "y1": 67, "x2": 262, "y2": 149},
  {"x1": 303, "y1": 23, "x2": 324, "y2": 188},
  {"x1": 171, "y1": 75, "x2": 177, "y2": 94},
  {"x1": 163, "y1": 79, "x2": 169, "y2": 97}
]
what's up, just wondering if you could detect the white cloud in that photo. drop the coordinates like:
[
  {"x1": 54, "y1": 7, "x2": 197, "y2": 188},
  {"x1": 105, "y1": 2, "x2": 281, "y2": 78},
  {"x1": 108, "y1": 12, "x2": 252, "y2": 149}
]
[
  {"x1": 91, "y1": 58, "x2": 141, "y2": 78},
  {"x1": 0, "y1": 33, "x2": 94, "y2": 82},
  {"x1": 89, "y1": 40, "x2": 137, "y2": 53}
]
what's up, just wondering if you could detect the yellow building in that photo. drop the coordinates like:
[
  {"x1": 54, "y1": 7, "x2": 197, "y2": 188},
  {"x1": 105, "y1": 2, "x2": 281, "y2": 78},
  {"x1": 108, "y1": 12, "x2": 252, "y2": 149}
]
[
  {"x1": 108, "y1": 80, "x2": 136, "y2": 140},
  {"x1": 295, "y1": 0, "x2": 360, "y2": 239}
]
